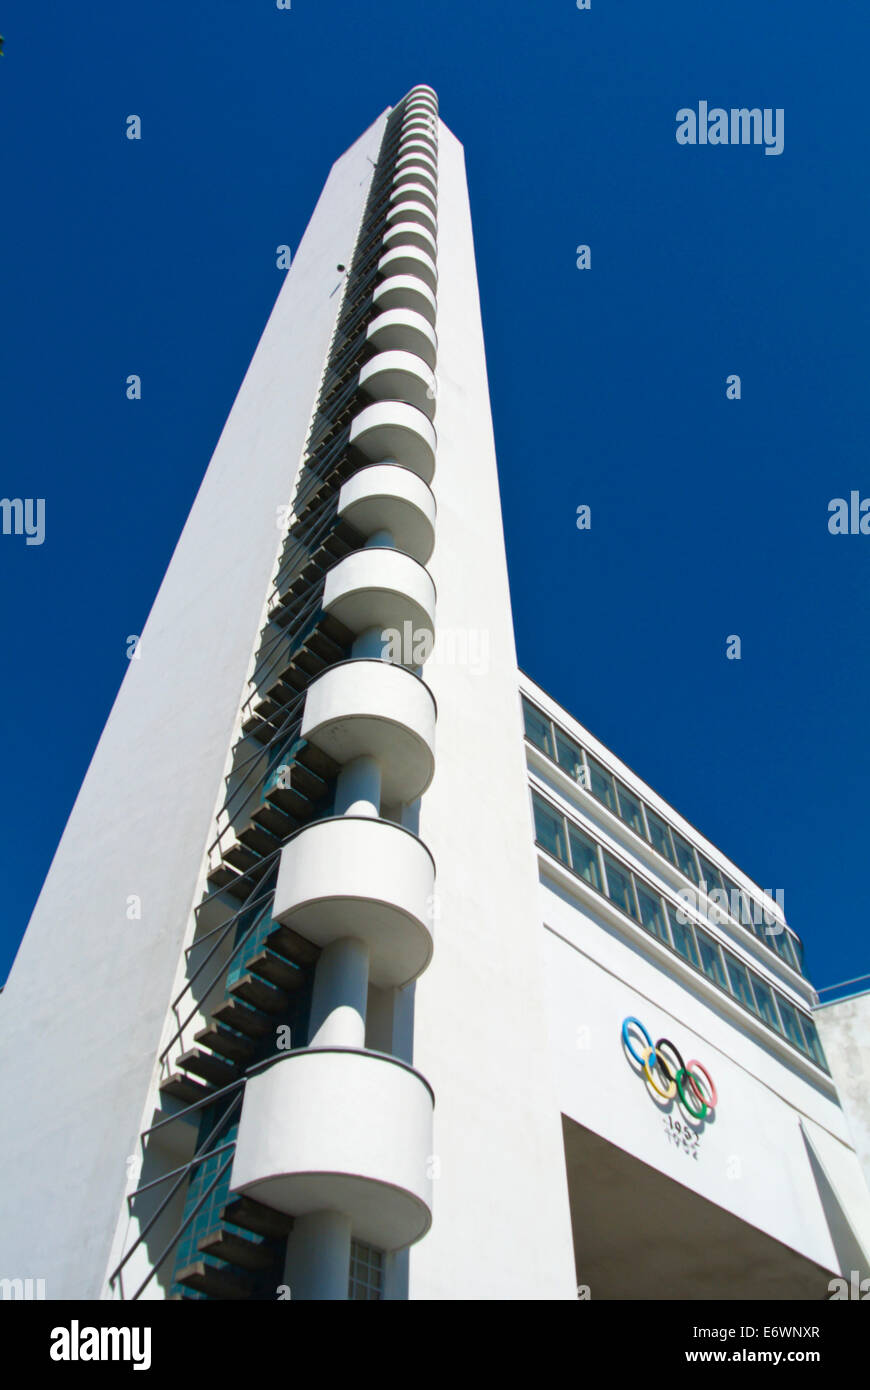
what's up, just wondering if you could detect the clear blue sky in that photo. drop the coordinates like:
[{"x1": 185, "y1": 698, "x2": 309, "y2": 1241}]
[{"x1": 1, "y1": 1, "x2": 868, "y2": 993}]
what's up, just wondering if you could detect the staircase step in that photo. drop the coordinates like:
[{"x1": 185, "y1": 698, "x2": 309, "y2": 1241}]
[
  {"x1": 265, "y1": 923, "x2": 319, "y2": 966},
  {"x1": 245, "y1": 950, "x2": 304, "y2": 992},
  {"x1": 265, "y1": 782, "x2": 313, "y2": 820},
  {"x1": 198, "y1": 1229, "x2": 280, "y2": 1274},
  {"x1": 250, "y1": 802, "x2": 297, "y2": 839},
  {"x1": 222, "y1": 1197, "x2": 294, "y2": 1240},
  {"x1": 195, "y1": 1024, "x2": 256, "y2": 1064},
  {"x1": 175, "y1": 1260, "x2": 257, "y2": 1301},
  {"x1": 228, "y1": 973, "x2": 291, "y2": 1016},
  {"x1": 212, "y1": 997, "x2": 273, "y2": 1039},
  {"x1": 285, "y1": 760, "x2": 329, "y2": 801},
  {"x1": 294, "y1": 740, "x2": 341, "y2": 781},
  {"x1": 177, "y1": 1048, "x2": 241, "y2": 1087},
  {"x1": 159, "y1": 1073, "x2": 213, "y2": 1107},
  {"x1": 238, "y1": 822, "x2": 284, "y2": 858}
]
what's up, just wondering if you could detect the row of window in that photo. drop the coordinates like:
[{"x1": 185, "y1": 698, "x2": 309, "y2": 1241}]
[
  {"x1": 531, "y1": 790, "x2": 828, "y2": 1073},
  {"x1": 522, "y1": 696, "x2": 804, "y2": 976}
]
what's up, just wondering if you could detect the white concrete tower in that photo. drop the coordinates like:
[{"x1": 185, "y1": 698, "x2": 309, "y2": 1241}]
[{"x1": 0, "y1": 87, "x2": 575, "y2": 1302}]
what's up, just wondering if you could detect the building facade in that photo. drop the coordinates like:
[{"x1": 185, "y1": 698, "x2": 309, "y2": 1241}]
[{"x1": 0, "y1": 87, "x2": 868, "y2": 1302}]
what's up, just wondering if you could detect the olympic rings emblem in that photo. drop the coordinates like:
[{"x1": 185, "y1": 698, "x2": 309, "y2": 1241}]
[{"x1": 621, "y1": 1017, "x2": 718, "y2": 1120}]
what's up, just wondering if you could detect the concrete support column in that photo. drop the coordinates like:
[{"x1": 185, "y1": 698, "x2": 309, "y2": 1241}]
[
  {"x1": 334, "y1": 753, "x2": 381, "y2": 817},
  {"x1": 351, "y1": 625, "x2": 389, "y2": 660},
  {"x1": 282, "y1": 1209, "x2": 352, "y2": 1301},
  {"x1": 308, "y1": 936, "x2": 370, "y2": 1049},
  {"x1": 365, "y1": 528, "x2": 396, "y2": 549}
]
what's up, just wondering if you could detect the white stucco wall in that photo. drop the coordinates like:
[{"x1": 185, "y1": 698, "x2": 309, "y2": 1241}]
[
  {"x1": 407, "y1": 122, "x2": 577, "y2": 1301},
  {"x1": 0, "y1": 115, "x2": 386, "y2": 1299},
  {"x1": 816, "y1": 991, "x2": 870, "y2": 1196}
]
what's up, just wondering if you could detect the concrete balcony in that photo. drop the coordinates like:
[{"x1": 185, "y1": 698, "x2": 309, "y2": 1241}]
[
  {"x1": 348, "y1": 400, "x2": 436, "y2": 481},
  {"x1": 392, "y1": 165, "x2": 437, "y2": 198},
  {"x1": 372, "y1": 273, "x2": 436, "y2": 326},
  {"x1": 397, "y1": 140, "x2": 438, "y2": 171},
  {"x1": 389, "y1": 180, "x2": 437, "y2": 217},
  {"x1": 378, "y1": 244, "x2": 437, "y2": 294},
  {"x1": 402, "y1": 113, "x2": 437, "y2": 134},
  {"x1": 386, "y1": 199, "x2": 437, "y2": 239},
  {"x1": 272, "y1": 816, "x2": 435, "y2": 985},
  {"x1": 359, "y1": 348, "x2": 436, "y2": 418},
  {"x1": 382, "y1": 218, "x2": 437, "y2": 259},
  {"x1": 231, "y1": 1049, "x2": 434, "y2": 1250},
  {"x1": 301, "y1": 660, "x2": 436, "y2": 803},
  {"x1": 337, "y1": 462, "x2": 435, "y2": 563},
  {"x1": 366, "y1": 307, "x2": 437, "y2": 371},
  {"x1": 395, "y1": 148, "x2": 437, "y2": 180},
  {"x1": 322, "y1": 547, "x2": 436, "y2": 647},
  {"x1": 401, "y1": 124, "x2": 437, "y2": 151},
  {"x1": 404, "y1": 98, "x2": 437, "y2": 119},
  {"x1": 359, "y1": 350, "x2": 436, "y2": 421}
]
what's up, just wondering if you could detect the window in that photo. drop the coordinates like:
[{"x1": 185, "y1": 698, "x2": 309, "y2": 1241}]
[
  {"x1": 723, "y1": 952, "x2": 758, "y2": 1014},
  {"x1": 748, "y1": 973, "x2": 783, "y2": 1034},
  {"x1": 348, "y1": 1241, "x2": 383, "y2": 1300},
  {"x1": 568, "y1": 825, "x2": 602, "y2": 890},
  {"x1": 667, "y1": 905, "x2": 700, "y2": 968},
  {"x1": 799, "y1": 1016, "x2": 828, "y2": 1070},
  {"x1": 603, "y1": 854, "x2": 639, "y2": 920},
  {"x1": 532, "y1": 793, "x2": 567, "y2": 864},
  {"x1": 767, "y1": 924, "x2": 798, "y2": 971},
  {"x1": 699, "y1": 856, "x2": 724, "y2": 895},
  {"x1": 588, "y1": 757, "x2": 618, "y2": 814},
  {"x1": 616, "y1": 783, "x2": 646, "y2": 838},
  {"x1": 672, "y1": 831, "x2": 701, "y2": 885},
  {"x1": 721, "y1": 874, "x2": 739, "y2": 918},
  {"x1": 636, "y1": 884, "x2": 670, "y2": 944},
  {"x1": 645, "y1": 806, "x2": 676, "y2": 864},
  {"x1": 555, "y1": 728, "x2": 587, "y2": 784},
  {"x1": 776, "y1": 997, "x2": 809, "y2": 1054},
  {"x1": 695, "y1": 927, "x2": 728, "y2": 990},
  {"x1": 522, "y1": 699, "x2": 553, "y2": 758}
]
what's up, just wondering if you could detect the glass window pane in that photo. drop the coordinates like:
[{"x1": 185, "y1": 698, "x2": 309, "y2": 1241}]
[
  {"x1": 555, "y1": 729, "x2": 586, "y2": 784},
  {"x1": 768, "y1": 925, "x2": 797, "y2": 970},
  {"x1": 667, "y1": 905, "x2": 700, "y2": 968},
  {"x1": 723, "y1": 952, "x2": 758, "y2": 1013},
  {"x1": 588, "y1": 757, "x2": 617, "y2": 814},
  {"x1": 645, "y1": 807, "x2": 676, "y2": 864},
  {"x1": 721, "y1": 875, "x2": 739, "y2": 921},
  {"x1": 603, "y1": 855, "x2": 639, "y2": 919},
  {"x1": 799, "y1": 1016, "x2": 828, "y2": 1070},
  {"x1": 699, "y1": 857, "x2": 724, "y2": 895},
  {"x1": 636, "y1": 885, "x2": 670, "y2": 943},
  {"x1": 616, "y1": 783, "x2": 645, "y2": 838},
  {"x1": 567, "y1": 825, "x2": 601, "y2": 891},
  {"x1": 672, "y1": 831, "x2": 701, "y2": 885},
  {"x1": 532, "y1": 793, "x2": 567, "y2": 863},
  {"x1": 695, "y1": 927, "x2": 728, "y2": 990},
  {"x1": 522, "y1": 699, "x2": 553, "y2": 758},
  {"x1": 749, "y1": 974, "x2": 783, "y2": 1033},
  {"x1": 776, "y1": 997, "x2": 808, "y2": 1053},
  {"x1": 734, "y1": 889, "x2": 759, "y2": 932}
]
